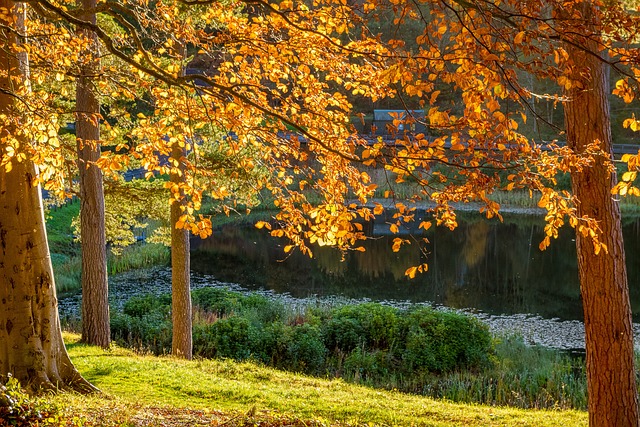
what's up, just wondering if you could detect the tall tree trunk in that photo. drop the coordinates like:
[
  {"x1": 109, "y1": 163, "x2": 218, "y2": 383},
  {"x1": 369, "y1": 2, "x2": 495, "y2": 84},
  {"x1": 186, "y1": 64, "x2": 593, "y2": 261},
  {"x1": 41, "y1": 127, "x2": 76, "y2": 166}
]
[
  {"x1": 564, "y1": 5, "x2": 639, "y2": 426},
  {"x1": 0, "y1": 0, "x2": 94, "y2": 392},
  {"x1": 170, "y1": 141, "x2": 192, "y2": 359},
  {"x1": 76, "y1": 0, "x2": 109, "y2": 348},
  {"x1": 170, "y1": 41, "x2": 192, "y2": 360}
]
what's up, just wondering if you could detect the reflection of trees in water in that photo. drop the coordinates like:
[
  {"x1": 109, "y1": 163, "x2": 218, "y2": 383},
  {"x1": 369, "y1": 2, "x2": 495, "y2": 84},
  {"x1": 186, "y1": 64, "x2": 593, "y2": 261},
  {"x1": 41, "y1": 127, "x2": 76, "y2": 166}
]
[
  {"x1": 353, "y1": 238, "x2": 421, "y2": 280},
  {"x1": 313, "y1": 246, "x2": 347, "y2": 276},
  {"x1": 189, "y1": 215, "x2": 640, "y2": 321}
]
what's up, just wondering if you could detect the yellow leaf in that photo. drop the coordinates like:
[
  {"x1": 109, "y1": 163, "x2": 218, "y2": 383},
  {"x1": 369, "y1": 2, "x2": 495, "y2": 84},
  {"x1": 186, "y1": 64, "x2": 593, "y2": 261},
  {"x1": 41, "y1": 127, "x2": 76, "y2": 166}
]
[
  {"x1": 405, "y1": 266, "x2": 418, "y2": 279},
  {"x1": 418, "y1": 221, "x2": 431, "y2": 231},
  {"x1": 622, "y1": 171, "x2": 636, "y2": 182},
  {"x1": 255, "y1": 221, "x2": 272, "y2": 230},
  {"x1": 514, "y1": 31, "x2": 525, "y2": 44},
  {"x1": 284, "y1": 245, "x2": 294, "y2": 253}
]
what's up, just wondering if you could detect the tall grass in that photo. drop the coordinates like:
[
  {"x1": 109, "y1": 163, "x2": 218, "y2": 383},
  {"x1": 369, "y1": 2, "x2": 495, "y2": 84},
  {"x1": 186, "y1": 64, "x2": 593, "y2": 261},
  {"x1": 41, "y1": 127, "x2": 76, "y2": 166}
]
[
  {"x1": 107, "y1": 243, "x2": 170, "y2": 275},
  {"x1": 52, "y1": 244, "x2": 170, "y2": 294},
  {"x1": 419, "y1": 336, "x2": 587, "y2": 410}
]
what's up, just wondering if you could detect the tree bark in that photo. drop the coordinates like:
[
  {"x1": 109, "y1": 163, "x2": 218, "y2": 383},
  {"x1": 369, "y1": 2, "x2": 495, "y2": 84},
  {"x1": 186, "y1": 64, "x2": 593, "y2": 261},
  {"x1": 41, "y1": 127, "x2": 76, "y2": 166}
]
[
  {"x1": 0, "y1": 0, "x2": 94, "y2": 392},
  {"x1": 564, "y1": 5, "x2": 640, "y2": 426},
  {"x1": 170, "y1": 141, "x2": 192, "y2": 359},
  {"x1": 76, "y1": 0, "x2": 110, "y2": 348}
]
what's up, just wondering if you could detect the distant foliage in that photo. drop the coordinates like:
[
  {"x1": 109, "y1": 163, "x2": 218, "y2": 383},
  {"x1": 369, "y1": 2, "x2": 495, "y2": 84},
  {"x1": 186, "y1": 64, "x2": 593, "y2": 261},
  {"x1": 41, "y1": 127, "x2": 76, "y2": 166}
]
[{"x1": 111, "y1": 288, "x2": 494, "y2": 389}]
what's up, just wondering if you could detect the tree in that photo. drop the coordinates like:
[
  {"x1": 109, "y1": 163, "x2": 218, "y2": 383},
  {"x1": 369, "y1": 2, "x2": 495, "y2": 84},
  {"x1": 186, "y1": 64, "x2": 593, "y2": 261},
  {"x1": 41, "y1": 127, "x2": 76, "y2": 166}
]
[
  {"x1": 561, "y1": 5, "x2": 638, "y2": 424},
  {"x1": 75, "y1": 0, "x2": 110, "y2": 348},
  {"x1": 0, "y1": 0, "x2": 93, "y2": 391},
  {"x1": 352, "y1": 0, "x2": 640, "y2": 425},
  {"x1": 1, "y1": 0, "x2": 382, "y2": 387}
]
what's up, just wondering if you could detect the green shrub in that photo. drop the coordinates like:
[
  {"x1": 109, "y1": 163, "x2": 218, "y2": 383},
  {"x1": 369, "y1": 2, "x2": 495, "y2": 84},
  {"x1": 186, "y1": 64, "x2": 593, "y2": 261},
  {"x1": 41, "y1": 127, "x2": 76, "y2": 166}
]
[
  {"x1": 323, "y1": 303, "x2": 399, "y2": 352},
  {"x1": 111, "y1": 311, "x2": 173, "y2": 355},
  {"x1": 191, "y1": 288, "x2": 285, "y2": 324},
  {"x1": 253, "y1": 322, "x2": 292, "y2": 366},
  {"x1": 323, "y1": 316, "x2": 365, "y2": 352},
  {"x1": 191, "y1": 287, "x2": 239, "y2": 316},
  {"x1": 111, "y1": 290, "x2": 497, "y2": 402},
  {"x1": 111, "y1": 294, "x2": 173, "y2": 354},
  {"x1": 286, "y1": 324, "x2": 327, "y2": 374},
  {"x1": 400, "y1": 307, "x2": 493, "y2": 373},
  {"x1": 122, "y1": 294, "x2": 171, "y2": 318},
  {"x1": 193, "y1": 316, "x2": 253, "y2": 360},
  {"x1": 343, "y1": 348, "x2": 393, "y2": 383}
]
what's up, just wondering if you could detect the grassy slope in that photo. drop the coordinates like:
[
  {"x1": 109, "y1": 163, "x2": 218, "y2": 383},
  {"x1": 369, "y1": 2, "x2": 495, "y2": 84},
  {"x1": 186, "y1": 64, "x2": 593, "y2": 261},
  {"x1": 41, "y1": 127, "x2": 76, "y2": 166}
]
[{"x1": 60, "y1": 334, "x2": 587, "y2": 427}]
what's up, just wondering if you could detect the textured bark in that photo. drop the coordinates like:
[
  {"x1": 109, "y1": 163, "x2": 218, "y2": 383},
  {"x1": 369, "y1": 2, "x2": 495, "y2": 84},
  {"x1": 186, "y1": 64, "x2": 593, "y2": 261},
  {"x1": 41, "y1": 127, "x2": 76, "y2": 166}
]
[
  {"x1": 76, "y1": 0, "x2": 109, "y2": 348},
  {"x1": 564, "y1": 6, "x2": 640, "y2": 426},
  {"x1": 0, "y1": 0, "x2": 94, "y2": 392},
  {"x1": 170, "y1": 142, "x2": 192, "y2": 359}
]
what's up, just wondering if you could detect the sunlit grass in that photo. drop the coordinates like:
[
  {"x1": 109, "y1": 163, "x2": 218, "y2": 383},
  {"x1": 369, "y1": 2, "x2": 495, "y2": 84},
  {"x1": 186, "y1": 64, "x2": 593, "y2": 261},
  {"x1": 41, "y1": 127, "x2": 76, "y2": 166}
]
[{"x1": 56, "y1": 333, "x2": 587, "y2": 427}]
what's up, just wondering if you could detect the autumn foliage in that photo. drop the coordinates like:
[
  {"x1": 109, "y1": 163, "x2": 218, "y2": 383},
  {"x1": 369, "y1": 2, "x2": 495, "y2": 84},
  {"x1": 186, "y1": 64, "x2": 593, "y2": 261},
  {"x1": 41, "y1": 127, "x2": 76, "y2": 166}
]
[{"x1": 2, "y1": 0, "x2": 640, "y2": 424}]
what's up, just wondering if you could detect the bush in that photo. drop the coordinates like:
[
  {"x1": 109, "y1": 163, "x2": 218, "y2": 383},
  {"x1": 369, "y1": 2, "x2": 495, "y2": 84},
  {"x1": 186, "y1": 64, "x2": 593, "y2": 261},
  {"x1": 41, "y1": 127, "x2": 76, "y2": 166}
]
[
  {"x1": 193, "y1": 316, "x2": 253, "y2": 360},
  {"x1": 111, "y1": 289, "x2": 495, "y2": 398},
  {"x1": 322, "y1": 303, "x2": 399, "y2": 352},
  {"x1": 191, "y1": 288, "x2": 285, "y2": 324},
  {"x1": 191, "y1": 287, "x2": 242, "y2": 317},
  {"x1": 343, "y1": 348, "x2": 393, "y2": 383},
  {"x1": 123, "y1": 294, "x2": 171, "y2": 318},
  {"x1": 253, "y1": 322, "x2": 292, "y2": 366},
  {"x1": 286, "y1": 324, "x2": 327, "y2": 374},
  {"x1": 111, "y1": 311, "x2": 173, "y2": 354},
  {"x1": 111, "y1": 294, "x2": 173, "y2": 354},
  {"x1": 400, "y1": 307, "x2": 493, "y2": 373}
]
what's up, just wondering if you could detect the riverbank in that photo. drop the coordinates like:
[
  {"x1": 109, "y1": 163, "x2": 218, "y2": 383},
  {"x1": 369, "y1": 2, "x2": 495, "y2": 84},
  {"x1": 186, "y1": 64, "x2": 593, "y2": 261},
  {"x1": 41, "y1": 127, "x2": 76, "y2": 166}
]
[{"x1": 58, "y1": 266, "x2": 640, "y2": 352}]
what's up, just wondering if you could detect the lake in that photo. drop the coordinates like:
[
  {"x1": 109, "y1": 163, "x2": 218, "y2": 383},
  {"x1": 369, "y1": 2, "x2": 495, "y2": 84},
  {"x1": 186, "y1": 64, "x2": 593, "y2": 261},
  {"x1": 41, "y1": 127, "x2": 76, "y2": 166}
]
[{"x1": 190, "y1": 212, "x2": 640, "y2": 323}]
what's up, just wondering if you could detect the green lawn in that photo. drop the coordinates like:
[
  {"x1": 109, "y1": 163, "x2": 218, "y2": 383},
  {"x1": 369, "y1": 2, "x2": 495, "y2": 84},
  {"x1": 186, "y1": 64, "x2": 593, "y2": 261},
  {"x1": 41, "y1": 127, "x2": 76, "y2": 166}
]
[{"x1": 56, "y1": 333, "x2": 588, "y2": 427}]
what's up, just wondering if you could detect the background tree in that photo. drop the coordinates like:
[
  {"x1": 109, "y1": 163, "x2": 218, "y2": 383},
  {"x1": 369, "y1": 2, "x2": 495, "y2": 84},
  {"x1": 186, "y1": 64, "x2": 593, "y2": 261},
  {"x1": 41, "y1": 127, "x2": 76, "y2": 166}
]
[{"x1": 75, "y1": 0, "x2": 110, "y2": 349}]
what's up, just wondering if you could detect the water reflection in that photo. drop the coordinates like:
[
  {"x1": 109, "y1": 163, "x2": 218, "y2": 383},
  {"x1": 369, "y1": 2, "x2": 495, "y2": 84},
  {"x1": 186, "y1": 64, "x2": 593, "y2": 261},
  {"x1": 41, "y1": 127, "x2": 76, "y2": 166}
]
[{"x1": 191, "y1": 213, "x2": 640, "y2": 322}]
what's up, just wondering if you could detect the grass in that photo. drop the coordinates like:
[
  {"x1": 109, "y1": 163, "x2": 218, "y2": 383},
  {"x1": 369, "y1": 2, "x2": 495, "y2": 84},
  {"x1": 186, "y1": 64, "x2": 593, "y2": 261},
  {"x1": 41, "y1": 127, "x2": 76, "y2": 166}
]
[
  {"x1": 55, "y1": 333, "x2": 588, "y2": 427},
  {"x1": 45, "y1": 201, "x2": 170, "y2": 294}
]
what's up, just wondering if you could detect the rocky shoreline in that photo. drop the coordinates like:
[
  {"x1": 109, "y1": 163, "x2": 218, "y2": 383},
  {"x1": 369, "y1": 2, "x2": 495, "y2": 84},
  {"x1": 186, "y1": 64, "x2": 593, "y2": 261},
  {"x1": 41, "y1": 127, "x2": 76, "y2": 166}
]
[{"x1": 58, "y1": 266, "x2": 640, "y2": 352}]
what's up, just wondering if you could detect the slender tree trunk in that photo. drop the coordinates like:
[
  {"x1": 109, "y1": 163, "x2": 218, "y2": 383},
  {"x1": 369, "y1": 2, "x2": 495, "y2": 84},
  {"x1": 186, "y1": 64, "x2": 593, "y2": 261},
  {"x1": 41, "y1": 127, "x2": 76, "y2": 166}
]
[
  {"x1": 564, "y1": 5, "x2": 639, "y2": 426},
  {"x1": 0, "y1": 0, "x2": 94, "y2": 392},
  {"x1": 170, "y1": 41, "x2": 192, "y2": 360},
  {"x1": 170, "y1": 141, "x2": 192, "y2": 359},
  {"x1": 76, "y1": 0, "x2": 109, "y2": 348}
]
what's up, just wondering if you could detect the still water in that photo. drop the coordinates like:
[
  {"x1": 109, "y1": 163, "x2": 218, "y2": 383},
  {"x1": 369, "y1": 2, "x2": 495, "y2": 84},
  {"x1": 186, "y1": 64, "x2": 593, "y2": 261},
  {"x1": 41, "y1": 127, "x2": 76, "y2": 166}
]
[{"x1": 190, "y1": 213, "x2": 640, "y2": 322}]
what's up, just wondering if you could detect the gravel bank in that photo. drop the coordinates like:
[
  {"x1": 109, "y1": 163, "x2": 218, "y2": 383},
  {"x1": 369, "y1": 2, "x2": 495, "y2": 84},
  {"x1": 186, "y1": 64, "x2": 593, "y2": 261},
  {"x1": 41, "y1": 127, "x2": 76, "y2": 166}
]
[{"x1": 58, "y1": 266, "x2": 640, "y2": 351}]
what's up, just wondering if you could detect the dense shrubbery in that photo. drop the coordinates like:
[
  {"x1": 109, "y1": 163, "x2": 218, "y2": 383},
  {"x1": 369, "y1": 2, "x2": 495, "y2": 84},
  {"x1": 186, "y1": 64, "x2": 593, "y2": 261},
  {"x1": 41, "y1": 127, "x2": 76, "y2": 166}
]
[
  {"x1": 109, "y1": 289, "x2": 590, "y2": 408},
  {"x1": 111, "y1": 288, "x2": 494, "y2": 384}
]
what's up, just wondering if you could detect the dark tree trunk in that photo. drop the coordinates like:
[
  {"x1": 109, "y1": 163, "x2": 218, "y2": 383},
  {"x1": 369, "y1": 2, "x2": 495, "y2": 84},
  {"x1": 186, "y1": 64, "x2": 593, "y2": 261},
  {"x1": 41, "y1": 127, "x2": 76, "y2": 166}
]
[
  {"x1": 564, "y1": 5, "x2": 640, "y2": 426},
  {"x1": 0, "y1": 0, "x2": 94, "y2": 392},
  {"x1": 76, "y1": 0, "x2": 109, "y2": 348}
]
